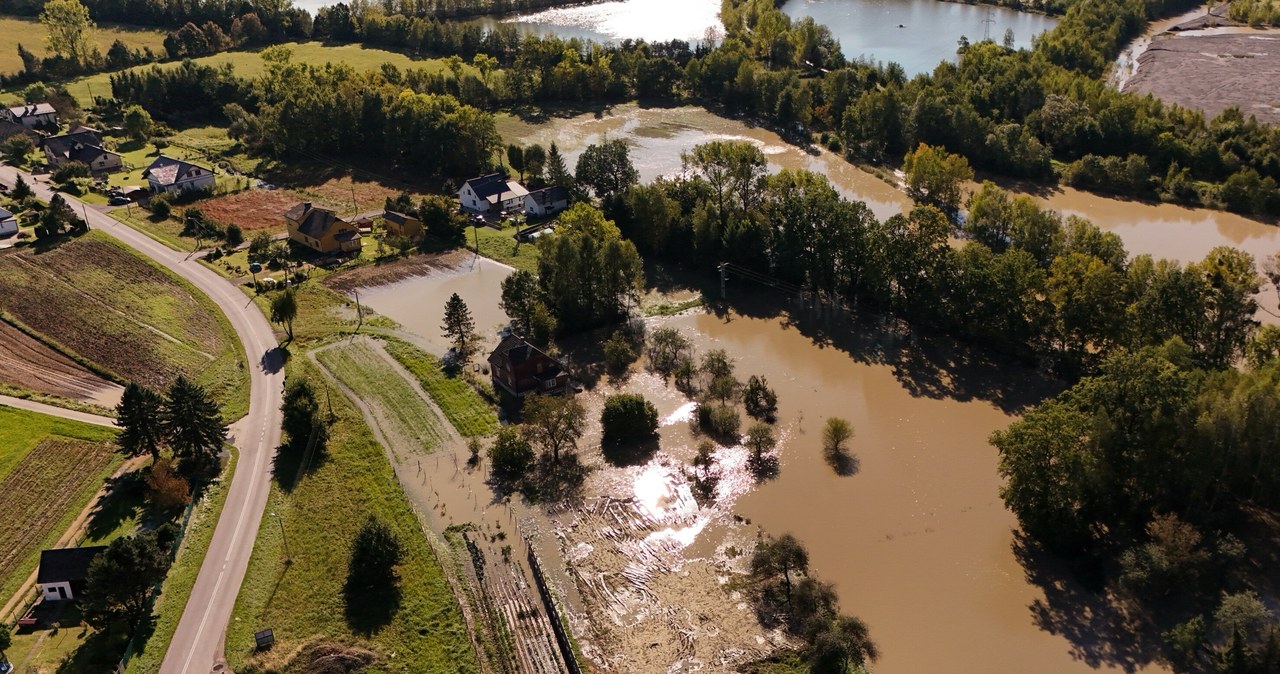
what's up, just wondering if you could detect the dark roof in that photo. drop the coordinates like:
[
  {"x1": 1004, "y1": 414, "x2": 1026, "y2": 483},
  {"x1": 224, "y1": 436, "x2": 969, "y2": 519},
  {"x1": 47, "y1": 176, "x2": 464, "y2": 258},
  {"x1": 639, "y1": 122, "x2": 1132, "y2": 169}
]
[
  {"x1": 8, "y1": 103, "x2": 56, "y2": 119},
  {"x1": 383, "y1": 210, "x2": 419, "y2": 226},
  {"x1": 286, "y1": 202, "x2": 345, "y2": 238},
  {"x1": 487, "y1": 334, "x2": 564, "y2": 370},
  {"x1": 0, "y1": 120, "x2": 32, "y2": 140},
  {"x1": 37, "y1": 546, "x2": 107, "y2": 584},
  {"x1": 0, "y1": 207, "x2": 14, "y2": 220},
  {"x1": 144, "y1": 155, "x2": 209, "y2": 187},
  {"x1": 43, "y1": 130, "x2": 106, "y2": 161},
  {"x1": 527, "y1": 186, "x2": 569, "y2": 207},
  {"x1": 464, "y1": 173, "x2": 509, "y2": 200}
]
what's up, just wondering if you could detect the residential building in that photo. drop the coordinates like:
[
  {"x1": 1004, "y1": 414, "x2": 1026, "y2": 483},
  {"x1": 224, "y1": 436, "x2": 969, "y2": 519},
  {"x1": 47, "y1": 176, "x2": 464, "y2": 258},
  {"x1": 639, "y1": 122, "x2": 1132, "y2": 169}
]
[
  {"x1": 0, "y1": 119, "x2": 35, "y2": 143},
  {"x1": 383, "y1": 209, "x2": 424, "y2": 240},
  {"x1": 487, "y1": 334, "x2": 571, "y2": 397},
  {"x1": 524, "y1": 185, "x2": 570, "y2": 217},
  {"x1": 0, "y1": 207, "x2": 17, "y2": 237},
  {"x1": 143, "y1": 155, "x2": 216, "y2": 194},
  {"x1": 5, "y1": 102, "x2": 57, "y2": 129},
  {"x1": 42, "y1": 128, "x2": 123, "y2": 172},
  {"x1": 458, "y1": 173, "x2": 529, "y2": 213},
  {"x1": 285, "y1": 201, "x2": 362, "y2": 254},
  {"x1": 37, "y1": 546, "x2": 107, "y2": 601}
]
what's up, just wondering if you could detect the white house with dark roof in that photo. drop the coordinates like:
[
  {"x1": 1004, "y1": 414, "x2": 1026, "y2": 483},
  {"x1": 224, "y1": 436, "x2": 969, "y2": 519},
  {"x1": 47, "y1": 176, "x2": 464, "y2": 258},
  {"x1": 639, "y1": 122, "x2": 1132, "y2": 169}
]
[
  {"x1": 42, "y1": 128, "x2": 122, "y2": 172},
  {"x1": 143, "y1": 155, "x2": 215, "y2": 195},
  {"x1": 524, "y1": 185, "x2": 570, "y2": 217},
  {"x1": 458, "y1": 173, "x2": 529, "y2": 213},
  {"x1": 5, "y1": 102, "x2": 57, "y2": 129},
  {"x1": 37, "y1": 546, "x2": 107, "y2": 601}
]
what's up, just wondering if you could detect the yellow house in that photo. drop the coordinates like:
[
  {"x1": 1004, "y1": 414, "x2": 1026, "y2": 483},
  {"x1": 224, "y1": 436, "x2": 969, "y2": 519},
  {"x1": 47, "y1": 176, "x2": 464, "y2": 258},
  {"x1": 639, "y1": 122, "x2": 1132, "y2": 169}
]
[
  {"x1": 285, "y1": 202, "x2": 362, "y2": 254},
  {"x1": 383, "y1": 209, "x2": 424, "y2": 240}
]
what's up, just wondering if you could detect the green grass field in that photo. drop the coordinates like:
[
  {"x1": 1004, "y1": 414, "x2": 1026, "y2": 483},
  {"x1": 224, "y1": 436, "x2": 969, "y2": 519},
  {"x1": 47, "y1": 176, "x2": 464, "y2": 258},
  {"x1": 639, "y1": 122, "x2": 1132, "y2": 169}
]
[
  {"x1": 381, "y1": 337, "x2": 499, "y2": 438},
  {"x1": 225, "y1": 358, "x2": 476, "y2": 673},
  {"x1": 0, "y1": 232, "x2": 250, "y2": 419},
  {"x1": 473, "y1": 225, "x2": 540, "y2": 273},
  {"x1": 63, "y1": 42, "x2": 472, "y2": 105},
  {"x1": 0, "y1": 406, "x2": 120, "y2": 604},
  {"x1": 316, "y1": 339, "x2": 455, "y2": 453},
  {"x1": 0, "y1": 16, "x2": 168, "y2": 76}
]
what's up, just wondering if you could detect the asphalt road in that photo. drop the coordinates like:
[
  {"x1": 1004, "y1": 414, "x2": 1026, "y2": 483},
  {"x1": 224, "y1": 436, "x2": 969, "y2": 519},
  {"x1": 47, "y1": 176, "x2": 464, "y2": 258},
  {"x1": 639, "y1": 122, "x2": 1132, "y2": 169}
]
[{"x1": 0, "y1": 167, "x2": 285, "y2": 674}]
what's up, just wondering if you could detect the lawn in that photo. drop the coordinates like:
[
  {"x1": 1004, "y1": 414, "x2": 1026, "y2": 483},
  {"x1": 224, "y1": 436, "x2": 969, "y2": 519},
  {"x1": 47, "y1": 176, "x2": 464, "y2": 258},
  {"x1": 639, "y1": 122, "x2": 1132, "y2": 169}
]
[
  {"x1": 0, "y1": 406, "x2": 119, "y2": 605},
  {"x1": 62, "y1": 42, "x2": 472, "y2": 106},
  {"x1": 472, "y1": 224, "x2": 540, "y2": 273},
  {"x1": 0, "y1": 16, "x2": 167, "y2": 77},
  {"x1": 0, "y1": 232, "x2": 250, "y2": 419},
  {"x1": 109, "y1": 209, "x2": 195, "y2": 252},
  {"x1": 380, "y1": 336, "x2": 499, "y2": 438},
  {"x1": 316, "y1": 339, "x2": 455, "y2": 454},
  {"x1": 225, "y1": 358, "x2": 476, "y2": 673}
]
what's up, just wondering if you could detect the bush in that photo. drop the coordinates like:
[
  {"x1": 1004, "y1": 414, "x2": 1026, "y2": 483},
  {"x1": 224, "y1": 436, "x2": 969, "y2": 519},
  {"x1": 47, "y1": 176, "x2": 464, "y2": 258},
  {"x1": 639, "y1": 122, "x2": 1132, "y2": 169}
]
[
  {"x1": 489, "y1": 426, "x2": 533, "y2": 479},
  {"x1": 225, "y1": 222, "x2": 244, "y2": 248},
  {"x1": 145, "y1": 458, "x2": 190, "y2": 511},
  {"x1": 603, "y1": 332, "x2": 638, "y2": 374},
  {"x1": 51, "y1": 161, "x2": 90, "y2": 184},
  {"x1": 150, "y1": 195, "x2": 172, "y2": 219},
  {"x1": 697, "y1": 402, "x2": 740, "y2": 439},
  {"x1": 601, "y1": 393, "x2": 658, "y2": 445}
]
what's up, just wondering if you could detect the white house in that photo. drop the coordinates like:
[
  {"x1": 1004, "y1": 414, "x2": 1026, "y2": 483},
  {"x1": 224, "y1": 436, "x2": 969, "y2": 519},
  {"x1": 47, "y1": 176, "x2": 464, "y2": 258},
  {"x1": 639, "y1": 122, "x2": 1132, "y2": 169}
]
[
  {"x1": 37, "y1": 546, "x2": 106, "y2": 602},
  {"x1": 0, "y1": 207, "x2": 17, "y2": 237},
  {"x1": 458, "y1": 173, "x2": 529, "y2": 213},
  {"x1": 524, "y1": 185, "x2": 570, "y2": 217},
  {"x1": 5, "y1": 102, "x2": 57, "y2": 129},
  {"x1": 143, "y1": 155, "x2": 216, "y2": 195}
]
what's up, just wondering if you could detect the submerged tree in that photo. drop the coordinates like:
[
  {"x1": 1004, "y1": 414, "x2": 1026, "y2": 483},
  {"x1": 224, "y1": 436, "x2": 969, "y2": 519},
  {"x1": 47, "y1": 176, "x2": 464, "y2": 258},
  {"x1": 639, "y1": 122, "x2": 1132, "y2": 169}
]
[{"x1": 522, "y1": 394, "x2": 586, "y2": 464}]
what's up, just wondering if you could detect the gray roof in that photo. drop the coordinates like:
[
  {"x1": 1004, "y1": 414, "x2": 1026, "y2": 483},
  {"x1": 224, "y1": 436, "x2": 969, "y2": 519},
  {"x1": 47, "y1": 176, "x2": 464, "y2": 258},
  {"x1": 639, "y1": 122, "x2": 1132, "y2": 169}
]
[
  {"x1": 43, "y1": 129, "x2": 107, "y2": 162},
  {"x1": 286, "y1": 202, "x2": 343, "y2": 238},
  {"x1": 464, "y1": 173, "x2": 507, "y2": 199},
  {"x1": 144, "y1": 155, "x2": 209, "y2": 187},
  {"x1": 8, "y1": 103, "x2": 56, "y2": 119},
  {"x1": 0, "y1": 207, "x2": 14, "y2": 221},
  {"x1": 37, "y1": 546, "x2": 107, "y2": 584},
  {"x1": 527, "y1": 185, "x2": 569, "y2": 207}
]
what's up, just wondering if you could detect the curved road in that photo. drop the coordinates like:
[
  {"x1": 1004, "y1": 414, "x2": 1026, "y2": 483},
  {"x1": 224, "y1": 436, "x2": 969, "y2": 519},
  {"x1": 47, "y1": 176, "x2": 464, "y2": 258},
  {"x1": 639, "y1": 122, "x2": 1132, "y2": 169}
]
[{"x1": 0, "y1": 166, "x2": 284, "y2": 674}]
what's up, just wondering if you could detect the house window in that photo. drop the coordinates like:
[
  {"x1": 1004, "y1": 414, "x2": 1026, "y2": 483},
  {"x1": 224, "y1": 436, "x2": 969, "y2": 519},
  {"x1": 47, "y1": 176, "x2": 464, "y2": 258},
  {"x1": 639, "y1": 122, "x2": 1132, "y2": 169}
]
[{"x1": 544, "y1": 379, "x2": 555, "y2": 390}]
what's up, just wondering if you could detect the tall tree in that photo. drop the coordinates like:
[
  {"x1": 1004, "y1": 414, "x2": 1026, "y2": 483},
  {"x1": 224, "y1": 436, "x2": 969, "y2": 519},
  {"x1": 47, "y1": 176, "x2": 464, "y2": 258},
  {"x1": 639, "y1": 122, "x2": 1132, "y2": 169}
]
[
  {"x1": 575, "y1": 139, "x2": 639, "y2": 200},
  {"x1": 162, "y1": 375, "x2": 227, "y2": 466},
  {"x1": 82, "y1": 529, "x2": 173, "y2": 633},
  {"x1": 122, "y1": 104, "x2": 154, "y2": 141},
  {"x1": 536, "y1": 204, "x2": 644, "y2": 332},
  {"x1": 270, "y1": 289, "x2": 297, "y2": 342},
  {"x1": 506, "y1": 144, "x2": 525, "y2": 180},
  {"x1": 40, "y1": 0, "x2": 95, "y2": 64},
  {"x1": 751, "y1": 533, "x2": 809, "y2": 604},
  {"x1": 522, "y1": 394, "x2": 586, "y2": 463},
  {"x1": 441, "y1": 293, "x2": 476, "y2": 358},
  {"x1": 902, "y1": 142, "x2": 973, "y2": 216},
  {"x1": 546, "y1": 142, "x2": 573, "y2": 190},
  {"x1": 500, "y1": 269, "x2": 545, "y2": 335},
  {"x1": 116, "y1": 382, "x2": 165, "y2": 461},
  {"x1": 281, "y1": 378, "x2": 325, "y2": 453}
]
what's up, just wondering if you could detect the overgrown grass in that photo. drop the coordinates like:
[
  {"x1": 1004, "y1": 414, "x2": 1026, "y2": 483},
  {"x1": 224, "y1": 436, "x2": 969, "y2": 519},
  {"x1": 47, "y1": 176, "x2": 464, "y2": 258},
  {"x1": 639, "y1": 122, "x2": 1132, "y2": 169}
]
[
  {"x1": 109, "y1": 209, "x2": 194, "y2": 252},
  {"x1": 316, "y1": 340, "x2": 454, "y2": 452},
  {"x1": 380, "y1": 336, "x2": 499, "y2": 438},
  {"x1": 61, "y1": 42, "x2": 472, "y2": 105},
  {"x1": 0, "y1": 16, "x2": 167, "y2": 76},
  {"x1": 472, "y1": 225, "x2": 540, "y2": 273},
  {"x1": 225, "y1": 359, "x2": 476, "y2": 673},
  {"x1": 124, "y1": 449, "x2": 238, "y2": 673}
]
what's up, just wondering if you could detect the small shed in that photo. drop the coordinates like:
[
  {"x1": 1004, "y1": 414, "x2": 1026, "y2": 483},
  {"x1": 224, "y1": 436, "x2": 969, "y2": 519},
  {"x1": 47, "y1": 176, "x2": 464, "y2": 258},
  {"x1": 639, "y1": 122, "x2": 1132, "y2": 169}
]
[{"x1": 37, "y1": 546, "x2": 107, "y2": 601}]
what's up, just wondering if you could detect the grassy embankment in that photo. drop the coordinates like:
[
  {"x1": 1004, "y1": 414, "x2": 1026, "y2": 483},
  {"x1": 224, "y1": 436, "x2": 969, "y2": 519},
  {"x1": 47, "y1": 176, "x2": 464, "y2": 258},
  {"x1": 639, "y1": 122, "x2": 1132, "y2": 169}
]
[
  {"x1": 0, "y1": 16, "x2": 167, "y2": 76},
  {"x1": 0, "y1": 406, "x2": 119, "y2": 602},
  {"x1": 0, "y1": 232, "x2": 250, "y2": 419},
  {"x1": 226, "y1": 277, "x2": 478, "y2": 671},
  {"x1": 381, "y1": 336, "x2": 499, "y2": 438}
]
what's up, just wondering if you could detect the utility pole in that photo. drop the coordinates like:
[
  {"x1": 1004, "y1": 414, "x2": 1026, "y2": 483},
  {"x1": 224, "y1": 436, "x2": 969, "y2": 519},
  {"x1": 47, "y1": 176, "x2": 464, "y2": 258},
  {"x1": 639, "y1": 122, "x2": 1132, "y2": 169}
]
[
  {"x1": 983, "y1": 9, "x2": 995, "y2": 41},
  {"x1": 271, "y1": 511, "x2": 291, "y2": 564}
]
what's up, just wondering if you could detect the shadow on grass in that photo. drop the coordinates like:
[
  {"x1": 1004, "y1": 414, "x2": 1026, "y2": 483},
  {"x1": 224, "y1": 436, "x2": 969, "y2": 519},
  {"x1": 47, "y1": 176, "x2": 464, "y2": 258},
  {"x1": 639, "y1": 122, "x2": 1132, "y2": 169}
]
[
  {"x1": 54, "y1": 620, "x2": 135, "y2": 674},
  {"x1": 343, "y1": 576, "x2": 402, "y2": 637},
  {"x1": 85, "y1": 470, "x2": 145, "y2": 541},
  {"x1": 271, "y1": 440, "x2": 329, "y2": 493}
]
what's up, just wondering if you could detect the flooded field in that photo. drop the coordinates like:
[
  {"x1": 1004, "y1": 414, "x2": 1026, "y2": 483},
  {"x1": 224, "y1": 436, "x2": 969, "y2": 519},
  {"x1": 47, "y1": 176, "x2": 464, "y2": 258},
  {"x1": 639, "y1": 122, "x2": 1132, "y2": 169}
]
[{"x1": 335, "y1": 247, "x2": 1169, "y2": 672}]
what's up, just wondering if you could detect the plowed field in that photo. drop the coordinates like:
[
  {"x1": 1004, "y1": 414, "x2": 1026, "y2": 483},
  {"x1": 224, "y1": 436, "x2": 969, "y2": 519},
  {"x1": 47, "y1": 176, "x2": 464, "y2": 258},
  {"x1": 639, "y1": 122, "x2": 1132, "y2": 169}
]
[
  {"x1": 0, "y1": 233, "x2": 247, "y2": 415},
  {"x1": 0, "y1": 437, "x2": 115, "y2": 597},
  {"x1": 0, "y1": 320, "x2": 120, "y2": 405}
]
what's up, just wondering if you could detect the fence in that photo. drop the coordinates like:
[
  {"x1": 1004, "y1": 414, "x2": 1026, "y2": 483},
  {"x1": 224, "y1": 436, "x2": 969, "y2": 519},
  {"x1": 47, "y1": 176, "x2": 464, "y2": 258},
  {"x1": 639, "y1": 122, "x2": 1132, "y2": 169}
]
[{"x1": 525, "y1": 538, "x2": 582, "y2": 674}]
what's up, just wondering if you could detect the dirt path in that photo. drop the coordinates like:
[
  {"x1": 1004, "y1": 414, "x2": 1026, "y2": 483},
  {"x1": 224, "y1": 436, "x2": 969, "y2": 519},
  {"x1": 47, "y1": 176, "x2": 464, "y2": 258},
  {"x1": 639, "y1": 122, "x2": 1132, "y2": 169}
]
[{"x1": 0, "y1": 456, "x2": 147, "y2": 624}]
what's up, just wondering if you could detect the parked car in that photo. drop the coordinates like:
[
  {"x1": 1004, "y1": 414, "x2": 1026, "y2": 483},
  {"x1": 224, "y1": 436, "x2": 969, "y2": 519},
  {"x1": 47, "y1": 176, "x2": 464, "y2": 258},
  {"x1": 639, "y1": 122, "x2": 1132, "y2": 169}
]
[{"x1": 108, "y1": 195, "x2": 129, "y2": 206}]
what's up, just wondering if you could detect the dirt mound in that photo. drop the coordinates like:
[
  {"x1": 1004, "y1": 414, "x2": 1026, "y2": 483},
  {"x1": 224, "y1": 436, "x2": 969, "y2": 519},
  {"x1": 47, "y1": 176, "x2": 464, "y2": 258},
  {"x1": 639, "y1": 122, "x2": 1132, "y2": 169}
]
[
  {"x1": 1125, "y1": 30, "x2": 1280, "y2": 124},
  {"x1": 301, "y1": 643, "x2": 377, "y2": 674}
]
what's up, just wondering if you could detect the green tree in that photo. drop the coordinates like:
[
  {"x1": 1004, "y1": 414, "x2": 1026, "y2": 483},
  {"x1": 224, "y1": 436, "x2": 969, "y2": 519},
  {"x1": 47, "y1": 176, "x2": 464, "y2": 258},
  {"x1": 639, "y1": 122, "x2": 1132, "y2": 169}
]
[
  {"x1": 347, "y1": 515, "x2": 403, "y2": 590},
  {"x1": 162, "y1": 375, "x2": 226, "y2": 467},
  {"x1": 524, "y1": 143, "x2": 547, "y2": 183},
  {"x1": 488, "y1": 425, "x2": 534, "y2": 480},
  {"x1": 11, "y1": 174, "x2": 33, "y2": 201},
  {"x1": 601, "y1": 393, "x2": 659, "y2": 445},
  {"x1": 116, "y1": 381, "x2": 165, "y2": 461},
  {"x1": 902, "y1": 142, "x2": 974, "y2": 216},
  {"x1": 536, "y1": 204, "x2": 644, "y2": 332},
  {"x1": 0, "y1": 622, "x2": 10, "y2": 664},
  {"x1": 603, "y1": 332, "x2": 638, "y2": 374},
  {"x1": 745, "y1": 421, "x2": 777, "y2": 476},
  {"x1": 575, "y1": 139, "x2": 639, "y2": 200},
  {"x1": 506, "y1": 144, "x2": 525, "y2": 180},
  {"x1": 82, "y1": 528, "x2": 174, "y2": 633},
  {"x1": 546, "y1": 142, "x2": 574, "y2": 190},
  {"x1": 472, "y1": 53, "x2": 498, "y2": 87},
  {"x1": 500, "y1": 269, "x2": 546, "y2": 337},
  {"x1": 751, "y1": 533, "x2": 809, "y2": 604},
  {"x1": 1191, "y1": 247, "x2": 1260, "y2": 368},
  {"x1": 281, "y1": 378, "x2": 324, "y2": 453},
  {"x1": 122, "y1": 104, "x2": 154, "y2": 141},
  {"x1": 647, "y1": 327, "x2": 692, "y2": 376},
  {"x1": 247, "y1": 231, "x2": 272, "y2": 263},
  {"x1": 822, "y1": 417, "x2": 857, "y2": 475},
  {"x1": 1, "y1": 135, "x2": 35, "y2": 165},
  {"x1": 522, "y1": 394, "x2": 586, "y2": 464},
  {"x1": 807, "y1": 615, "x2": 879, "y2": 674},
  {"x1": 224, "y1": 223, "x2": 243, "y2": 248},
  {"x1": 41, "y1": 0, "x2": 95, "y2": 64},
  {"x1": 270, "y1": 288, "x2": 297, "y2": 342},
  {"x1": 441, "y1": 292, "x2": 476, "y2": 358}
]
